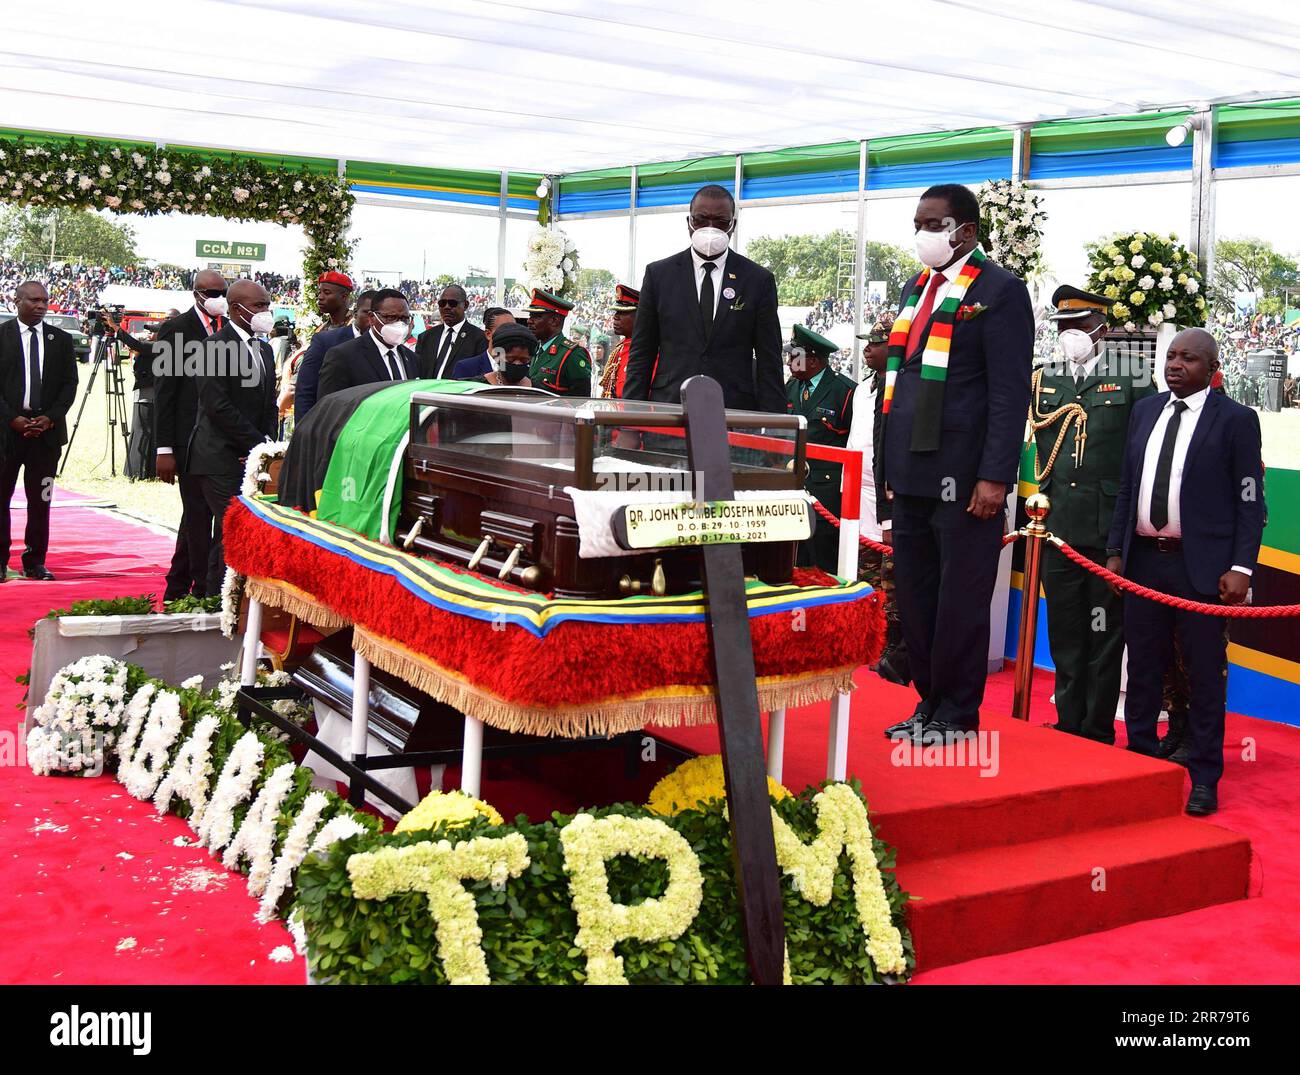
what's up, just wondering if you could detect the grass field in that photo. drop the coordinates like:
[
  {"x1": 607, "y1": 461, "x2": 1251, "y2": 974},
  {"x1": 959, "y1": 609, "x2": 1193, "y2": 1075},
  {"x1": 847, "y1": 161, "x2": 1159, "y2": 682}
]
[{"x1": 55, "y1": 357, "x2": 181, "y2": 531}]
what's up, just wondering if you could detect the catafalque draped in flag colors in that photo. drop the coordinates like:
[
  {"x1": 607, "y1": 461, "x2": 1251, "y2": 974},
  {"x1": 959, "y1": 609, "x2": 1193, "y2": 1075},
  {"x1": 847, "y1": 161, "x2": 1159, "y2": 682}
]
[{"x1": 222, "y1": 496, "x2": 885, "y2": 737}]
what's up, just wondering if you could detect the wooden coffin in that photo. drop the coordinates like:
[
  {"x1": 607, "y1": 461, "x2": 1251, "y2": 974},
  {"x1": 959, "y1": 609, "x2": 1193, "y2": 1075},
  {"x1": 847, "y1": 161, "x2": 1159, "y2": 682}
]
[{"x1": 396, "y1": 388, "x2": 809, "y2": 599}]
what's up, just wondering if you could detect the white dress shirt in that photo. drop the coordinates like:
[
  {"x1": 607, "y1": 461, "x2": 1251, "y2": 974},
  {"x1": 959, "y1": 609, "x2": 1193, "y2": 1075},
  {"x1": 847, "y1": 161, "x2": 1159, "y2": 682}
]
[
  {"x1": 846, "y1": 375, "x2": 882, "y2": 543},
  {"x1": 1072, "y1": 353, "x2": 1100, "y2": 381},
  {"x1": 369, "y1": 330, "x2": 408, "y2": 380},
  {"x1": 230, "y1": 320, "x2": 269, "y2": 385},
  {"x1": 1136, "y1": 386, "x2": 1251, "y2": 576},
  {"x1": 912, "y1": 245, "x2": 978, "y2": 325},
  {"x1": 20, "y1": 320, "x2": 44, "y2": 410},
  {"x1": 690, "y1": 246, "x2": 730, "y2": 319}
]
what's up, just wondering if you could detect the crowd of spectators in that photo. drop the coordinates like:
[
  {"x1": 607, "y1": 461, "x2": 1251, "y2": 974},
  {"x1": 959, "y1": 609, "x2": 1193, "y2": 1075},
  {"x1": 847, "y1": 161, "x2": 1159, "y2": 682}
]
[{"x1": 0, "y1": 256, "x2": 304, "y2": 314}]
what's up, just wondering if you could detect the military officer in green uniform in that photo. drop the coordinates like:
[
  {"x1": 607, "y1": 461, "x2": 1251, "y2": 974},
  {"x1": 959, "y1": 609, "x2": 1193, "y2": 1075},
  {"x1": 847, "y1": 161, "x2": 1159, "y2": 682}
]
[
  {"x1": 526, "y1": 289, "x2": 592, "y2": 396},
  {"x1": 1032, "y1": 285, "x2": 1158, "y2": 744},
  {"x1": 785, "y1": 324, "x2": 856, "y2": 573}
]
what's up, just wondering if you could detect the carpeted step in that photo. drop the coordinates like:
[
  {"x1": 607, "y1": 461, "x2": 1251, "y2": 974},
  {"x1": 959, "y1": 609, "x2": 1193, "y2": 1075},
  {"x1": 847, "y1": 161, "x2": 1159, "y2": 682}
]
[{"x1": 895, "y1": 816, "x2": 1252, "y2": 971}]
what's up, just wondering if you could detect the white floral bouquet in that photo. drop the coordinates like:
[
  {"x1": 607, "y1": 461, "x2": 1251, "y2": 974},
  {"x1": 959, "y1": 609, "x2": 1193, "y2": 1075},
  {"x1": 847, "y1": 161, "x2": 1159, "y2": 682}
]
[
  {"x1": 1086, "y1": 231, "x2": 1207, "y2": 330},
  {"x1": 26, "y1": 655, "x2": 132, "y2": 776},
  {"x1": 977, "y1": 179, "x2": 1046, "y2": 279},
  {"x1": 522, "y1": 225, "x2": 579, "y2": 296}
]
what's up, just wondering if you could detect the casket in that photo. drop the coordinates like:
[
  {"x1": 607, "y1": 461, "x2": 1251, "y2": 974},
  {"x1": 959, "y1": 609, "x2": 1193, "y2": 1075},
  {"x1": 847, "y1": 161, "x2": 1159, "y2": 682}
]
[{"x1": 399, "y1": 388, "x2": 809, "y2": 599}]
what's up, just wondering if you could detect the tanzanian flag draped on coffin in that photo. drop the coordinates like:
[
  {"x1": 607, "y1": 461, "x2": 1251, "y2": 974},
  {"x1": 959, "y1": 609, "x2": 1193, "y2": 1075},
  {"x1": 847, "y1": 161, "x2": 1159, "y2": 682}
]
[{"x1": 277, "y1": 378, "x2": 476, "y2": 541}]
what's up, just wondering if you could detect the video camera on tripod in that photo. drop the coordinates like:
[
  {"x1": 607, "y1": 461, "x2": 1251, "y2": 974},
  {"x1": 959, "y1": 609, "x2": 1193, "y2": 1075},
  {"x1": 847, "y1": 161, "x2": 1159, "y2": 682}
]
[{"x1": 87, "y1": 303, "x2": 127, "y2": 338}]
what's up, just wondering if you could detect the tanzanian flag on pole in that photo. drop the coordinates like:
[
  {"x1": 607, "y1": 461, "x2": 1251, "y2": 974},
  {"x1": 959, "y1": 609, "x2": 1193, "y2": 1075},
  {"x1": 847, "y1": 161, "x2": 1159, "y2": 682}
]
[{"x1": 279, "y1": 378, "x2": 478, "y2": 542}]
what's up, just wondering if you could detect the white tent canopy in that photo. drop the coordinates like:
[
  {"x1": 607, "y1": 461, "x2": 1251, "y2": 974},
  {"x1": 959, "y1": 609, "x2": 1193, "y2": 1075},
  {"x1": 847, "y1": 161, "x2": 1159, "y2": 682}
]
[{"x1": 5, "y1": 0, "x2": 1300, "y2": 175}]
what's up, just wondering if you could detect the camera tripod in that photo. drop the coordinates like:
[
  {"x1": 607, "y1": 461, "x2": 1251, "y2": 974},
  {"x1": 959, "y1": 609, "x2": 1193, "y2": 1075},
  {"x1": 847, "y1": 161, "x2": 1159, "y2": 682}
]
[{"x1": 60, "y1": 330, "x2": 133, "y2": 479}]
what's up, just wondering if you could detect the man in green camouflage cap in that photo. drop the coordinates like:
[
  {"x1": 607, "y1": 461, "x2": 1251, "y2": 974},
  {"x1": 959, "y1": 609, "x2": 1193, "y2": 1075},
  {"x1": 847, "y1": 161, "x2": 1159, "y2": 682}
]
[
  {"x1": 786, "y1": 323, "x2": 856, "y2": 573},
  {"x1": 526, "y1": 289, "x2": 592, "y2": 396}
]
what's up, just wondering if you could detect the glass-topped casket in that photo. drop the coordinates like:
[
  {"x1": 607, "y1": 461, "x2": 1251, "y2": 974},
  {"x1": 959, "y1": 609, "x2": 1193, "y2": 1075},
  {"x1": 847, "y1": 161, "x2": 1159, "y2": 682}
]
[{"x1": 402, "y1": 388, "x2": 809, "y2": 599}]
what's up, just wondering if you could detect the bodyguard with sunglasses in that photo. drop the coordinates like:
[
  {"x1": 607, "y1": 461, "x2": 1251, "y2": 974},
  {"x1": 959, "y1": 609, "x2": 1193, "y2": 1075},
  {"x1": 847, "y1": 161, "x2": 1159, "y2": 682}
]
[{"x1": 415, "y1": 284, "x2": 487, "y2": 379}]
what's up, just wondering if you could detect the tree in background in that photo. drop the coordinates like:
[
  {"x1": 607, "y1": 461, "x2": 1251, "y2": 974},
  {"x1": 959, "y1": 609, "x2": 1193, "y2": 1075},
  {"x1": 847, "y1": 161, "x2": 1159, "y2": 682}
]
[
  {"x1": 745, "y1": 229, "x2": 919, "y2": 306},
  {"x1": 1213, "y1": 236, "x2": 1300, "y2": 318},
  {"x1": 0, "y1": 206, "x2": 139, "y2": 265}
]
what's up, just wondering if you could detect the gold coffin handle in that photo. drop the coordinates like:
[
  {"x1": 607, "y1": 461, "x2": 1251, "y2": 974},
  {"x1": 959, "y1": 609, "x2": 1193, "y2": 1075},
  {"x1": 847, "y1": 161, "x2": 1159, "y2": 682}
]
[{"x1": 468, "y1": 535, "x2": 493, "y2": 571}]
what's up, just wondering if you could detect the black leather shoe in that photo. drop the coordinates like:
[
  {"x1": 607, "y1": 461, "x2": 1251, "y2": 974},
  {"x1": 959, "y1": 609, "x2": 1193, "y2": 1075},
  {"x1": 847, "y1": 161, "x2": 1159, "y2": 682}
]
[
  {"x1": 22, "y1": 565, "x2": 55, "y2": 581},
  {"x1": 911, "y1": 718, "x2": 979, "y2": 744},
  {"x1": 1166, "y1": 740, "x2": 1191, "y2": 767},
  {"x1": 874, "y1": 646, "x2": 912, "y2": 687},
  {"x1": 884, "y1": 709, "x2": 929, "y2": 739},
  {"x1": 1185, "y1": 785, "x2": 1218, "y2": 816},
  {"x1": 1156, "y1": 727, "x2": 1186, "y2": 759}
]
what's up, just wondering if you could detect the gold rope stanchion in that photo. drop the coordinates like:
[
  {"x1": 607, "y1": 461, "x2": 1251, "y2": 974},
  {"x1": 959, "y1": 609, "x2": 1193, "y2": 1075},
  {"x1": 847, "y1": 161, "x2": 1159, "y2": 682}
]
[{"x1": 1011, "y1": 493, "x2": 1051, "y2": 721}]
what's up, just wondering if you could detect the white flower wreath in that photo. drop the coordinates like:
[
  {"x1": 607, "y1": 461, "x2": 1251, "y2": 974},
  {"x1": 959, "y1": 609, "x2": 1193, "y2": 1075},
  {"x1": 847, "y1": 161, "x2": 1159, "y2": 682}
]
[
  {"x1": 523, "y1": 225, "x2": 579, "y2": 296},
  {"x1": 977, "y1": 178, "x2": 1046, "y2": 279},
  {"x1": 25, "y1": 655, "x2": 131, "y2": 776}
]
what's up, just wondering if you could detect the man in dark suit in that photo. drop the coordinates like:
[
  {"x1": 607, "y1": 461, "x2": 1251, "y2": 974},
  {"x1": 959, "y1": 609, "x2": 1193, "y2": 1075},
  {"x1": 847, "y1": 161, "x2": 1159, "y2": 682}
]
[
  {"x1": 317, "y1": 288, "x2": 419, "y2": 401},
  {"x1": 1106, "y1": 328, "x2": 1265, "y2": 817},
  {"x1": 623, "y1": 184, "x2": 783, "y2": 412},
  {"x1": 141, "y1": 268, "x2": 228, "y2": 599},
  {"x1": 290, "y1": 289, "x2": 375, "y2": 422},
  {"x1": 881, "y1": 184, "x2": 1034, "y2": 743},
  {"x1": 416, "y1": 284, "x2": 487, "y2": 379},
  {"x1": 292, "y1": 271, "x2": 355, "y2": 423},
  {"x1": 189, "y1": 279, "x2": 278, "y2": 595},
  {"x1": 1, "y1": 281, "x2": 78, "y2": 581}
]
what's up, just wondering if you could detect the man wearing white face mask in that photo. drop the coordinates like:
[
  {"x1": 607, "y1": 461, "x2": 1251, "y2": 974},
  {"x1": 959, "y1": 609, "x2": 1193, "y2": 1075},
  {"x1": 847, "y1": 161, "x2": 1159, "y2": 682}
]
[
  {"x1": 1031, "y1": 285, "x2": 1157, "y2": 745},
  {"x1": 189, "y1": 278, "x2": 278, "y2": 595},
  {"x1": 317, "y1": 289, "x2": 418, "y2": 401},
  {"x1": 623, "y1": 184, "x2": 783, "y2": 412},
  {"x1": 881, "y1": 183, "x2": 1034, "y2": 745},
  {"x1": 149, "y1": 268, "x2": 228, "y2": 599}
]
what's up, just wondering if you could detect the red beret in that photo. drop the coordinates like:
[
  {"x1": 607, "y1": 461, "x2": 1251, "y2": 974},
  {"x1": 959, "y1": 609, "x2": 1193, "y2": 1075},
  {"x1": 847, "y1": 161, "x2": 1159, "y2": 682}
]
[{"x1": 317, "y1": 271, "x2": 354, "y2": 290}]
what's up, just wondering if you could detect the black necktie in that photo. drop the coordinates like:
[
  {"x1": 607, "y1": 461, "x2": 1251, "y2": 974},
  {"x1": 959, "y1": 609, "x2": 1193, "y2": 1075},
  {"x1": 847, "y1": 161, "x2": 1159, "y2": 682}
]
[
  {"x1": 386, "y1": 349, "x2": 402, "y2": 380},
  {"x1": 1149, "y1": 399, "x2": 1188, "y2": 532},
  {"x1": 27, "y1": 326, "x2": 42, "y2": 411},
  {"x1": 436, "y1": 328, "x2": 454, "y2": 374},
  {"x1": 700, "y1": 262, "x2": 716, "y2": 337}
]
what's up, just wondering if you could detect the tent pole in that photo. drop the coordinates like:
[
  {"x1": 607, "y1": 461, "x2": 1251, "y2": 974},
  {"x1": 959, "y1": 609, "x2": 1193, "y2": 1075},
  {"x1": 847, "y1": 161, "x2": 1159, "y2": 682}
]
[
  {"x1": 497, "y1": 171, "x2": 508, "y2": 306},
  {"x1": 852, "y1": 140, "x2": 867, "y2": 381},
  {"x1": 1190, "y1": 106, "x2": 1217, "y2": 286},
  {"x1": 627, "y1": 165, "x2": 638, "y2": 285}
]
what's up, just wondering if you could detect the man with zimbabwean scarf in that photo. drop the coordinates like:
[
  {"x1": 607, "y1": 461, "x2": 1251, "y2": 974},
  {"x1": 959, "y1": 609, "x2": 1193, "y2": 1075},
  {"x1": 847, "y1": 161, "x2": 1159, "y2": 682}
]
[{"x1": 881, "y1": 184, "x2": 1034, "y2": 744}]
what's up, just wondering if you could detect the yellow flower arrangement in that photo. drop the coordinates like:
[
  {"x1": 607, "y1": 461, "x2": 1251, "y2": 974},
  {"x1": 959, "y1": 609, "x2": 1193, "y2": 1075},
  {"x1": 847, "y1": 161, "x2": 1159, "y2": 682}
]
[
  {"x1": 1111, "y1": 303, "x2": 1130, "y2": 319},
  {"x1": 396, "y1": 789, "x2": 504, "y2": 833},
  {"x1": 770, "y1": 784, "x2": 907, "y2": 975},
  {"x1": 1130, "y1": 291, "x2": 1147, "y2": 305},
  {"x1": 646, "y1": 755, "x2": 791, "y2": 817},
  {"x1": 348, "y1": 834, "x2": 530, "y2": 984},
  {"x1": 559, "y1": 814, "x2": 704, "y2": 985}
]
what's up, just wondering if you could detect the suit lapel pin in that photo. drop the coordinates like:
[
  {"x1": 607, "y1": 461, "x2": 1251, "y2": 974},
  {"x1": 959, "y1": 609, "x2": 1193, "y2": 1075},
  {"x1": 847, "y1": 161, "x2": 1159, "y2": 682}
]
[
  {"x1": 722, "y1": 287, "x2": 735, "y2": 300},
  {"x1": 728, "y1": 272, "x2": 736, "y2": 279}
]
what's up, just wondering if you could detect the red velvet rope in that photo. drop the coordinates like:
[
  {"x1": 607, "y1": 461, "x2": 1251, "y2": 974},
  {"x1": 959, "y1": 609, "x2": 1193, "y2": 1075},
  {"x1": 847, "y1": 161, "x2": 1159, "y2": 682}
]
[
  {"x1": 809, "y1": 498, "x2": 1020, "y2": 555},
  {"x1": 810, "y1": 497, "x2": 1300, "y2": 618},
  {"x1": 1049, "y1": 539, "x2": 1300, "y2": 618}
]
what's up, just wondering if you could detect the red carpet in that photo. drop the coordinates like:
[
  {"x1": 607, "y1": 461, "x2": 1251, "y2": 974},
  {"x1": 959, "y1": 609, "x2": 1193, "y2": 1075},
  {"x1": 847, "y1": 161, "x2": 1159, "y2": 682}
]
[
  {"x1": 3, "y1": 494, "x2": 1298, "y2": 984},
  {"x1": 0, "y1": 496, "x2": 301, "y2": 984}
]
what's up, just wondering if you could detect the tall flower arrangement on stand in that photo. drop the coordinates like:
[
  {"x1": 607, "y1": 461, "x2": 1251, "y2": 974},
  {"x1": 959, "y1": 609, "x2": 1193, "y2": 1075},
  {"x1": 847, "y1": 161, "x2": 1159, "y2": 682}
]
[
  {"x1": 522, "y1": 225, "x2": 579, "y2": 296},
  {"x1": 1086, "y1": 231, "x2": 1207, "y2": 330},
  {"x1": 977, "y1": 179, "x2": 1046, "y2": 279},
  {"x1": 0, "y1": 134, "x2": 355, "y2": 315}
]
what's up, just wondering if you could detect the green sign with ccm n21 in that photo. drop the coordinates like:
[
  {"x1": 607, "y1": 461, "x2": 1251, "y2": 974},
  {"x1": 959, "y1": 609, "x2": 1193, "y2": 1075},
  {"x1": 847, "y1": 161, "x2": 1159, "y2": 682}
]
[{"x1": 196, "y1": 239, "x2": 266, "y2": 261}]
